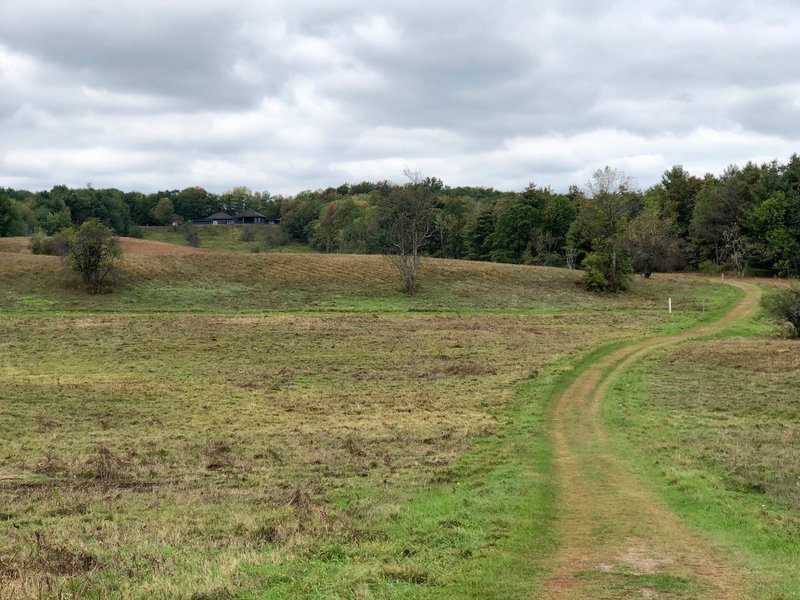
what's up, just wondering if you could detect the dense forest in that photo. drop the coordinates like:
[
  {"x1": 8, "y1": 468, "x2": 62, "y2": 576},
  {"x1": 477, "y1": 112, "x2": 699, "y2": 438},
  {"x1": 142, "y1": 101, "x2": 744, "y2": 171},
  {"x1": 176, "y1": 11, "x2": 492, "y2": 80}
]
[{"x1": 2, "y1": 156, "x2": 800, "y2": 279}]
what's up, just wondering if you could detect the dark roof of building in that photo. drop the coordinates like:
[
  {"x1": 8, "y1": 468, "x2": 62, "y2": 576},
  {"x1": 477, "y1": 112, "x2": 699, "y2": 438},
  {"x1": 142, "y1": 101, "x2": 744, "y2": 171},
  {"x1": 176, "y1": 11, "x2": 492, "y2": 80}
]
[
  {"x1": 234, "y1": 210, "x2": 268, "y2": 218},
  {"x1": 204, "y1": 212, "x2": 233, "y2": 219}
]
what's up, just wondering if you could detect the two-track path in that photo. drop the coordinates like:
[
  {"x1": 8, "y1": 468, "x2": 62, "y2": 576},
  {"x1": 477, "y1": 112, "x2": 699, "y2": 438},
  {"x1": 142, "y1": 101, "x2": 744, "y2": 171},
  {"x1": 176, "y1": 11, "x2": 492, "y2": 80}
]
[{"x1": 540, "y1": 281, "x2": 761, "y2": 599}]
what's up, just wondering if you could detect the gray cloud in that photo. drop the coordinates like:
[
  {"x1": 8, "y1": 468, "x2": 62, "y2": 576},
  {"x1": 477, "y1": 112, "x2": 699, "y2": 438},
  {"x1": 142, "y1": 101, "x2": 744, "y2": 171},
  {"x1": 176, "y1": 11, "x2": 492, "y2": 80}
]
[{"x1": 1, "y1": 0, "x2": 799, "y2": 194}]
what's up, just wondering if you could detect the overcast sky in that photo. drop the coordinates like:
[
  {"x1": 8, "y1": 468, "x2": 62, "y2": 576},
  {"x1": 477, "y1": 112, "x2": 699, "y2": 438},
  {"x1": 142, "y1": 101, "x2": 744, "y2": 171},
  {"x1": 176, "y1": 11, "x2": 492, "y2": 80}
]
[{"x1": 1, "y1": 0, "x2": 799, "y2": 195}]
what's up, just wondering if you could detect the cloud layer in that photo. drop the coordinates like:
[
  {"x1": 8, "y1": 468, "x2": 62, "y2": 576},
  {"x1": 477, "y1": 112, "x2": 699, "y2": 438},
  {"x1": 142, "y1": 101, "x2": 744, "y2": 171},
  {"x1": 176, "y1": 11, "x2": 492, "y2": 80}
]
[{"x1": 1, "y1": 0, "x2": 799, "y2": 193}]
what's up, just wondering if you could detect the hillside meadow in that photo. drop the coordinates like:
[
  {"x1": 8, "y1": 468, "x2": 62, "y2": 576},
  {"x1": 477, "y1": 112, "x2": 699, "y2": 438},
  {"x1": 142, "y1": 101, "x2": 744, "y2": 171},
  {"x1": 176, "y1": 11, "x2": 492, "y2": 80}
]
[
  {"x1": 137, "y1": 224, "x2": 309, "y2": 255},
  {"x1": 0, "y1": 236, "x2": 774, "y2": 599},
  {"x1": 1, "y1": 236, "x2": 732, "y2": 317}
]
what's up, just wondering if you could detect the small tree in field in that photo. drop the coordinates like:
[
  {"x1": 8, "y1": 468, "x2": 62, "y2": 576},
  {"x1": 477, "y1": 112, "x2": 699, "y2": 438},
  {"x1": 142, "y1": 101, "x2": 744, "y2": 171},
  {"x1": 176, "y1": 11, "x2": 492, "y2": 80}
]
[
  {"x1": 385, "y1": 169, "x2": 435, "y2": 294},
  {"x1": 65, "y1": 219, "x2": 121, "y2": 294},
  {"x1": 575, "y1": 166, "x2": 636, "y2": 291},
  {"x1": 761, "y1": 284, "x2": 800, "y2": 338}
]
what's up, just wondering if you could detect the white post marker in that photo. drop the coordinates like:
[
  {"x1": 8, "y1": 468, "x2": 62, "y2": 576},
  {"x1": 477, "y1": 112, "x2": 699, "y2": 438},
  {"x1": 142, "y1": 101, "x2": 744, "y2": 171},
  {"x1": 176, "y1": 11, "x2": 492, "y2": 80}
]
[{"x1": 669, "y1": 297, "x2": 672, "y2": 314}]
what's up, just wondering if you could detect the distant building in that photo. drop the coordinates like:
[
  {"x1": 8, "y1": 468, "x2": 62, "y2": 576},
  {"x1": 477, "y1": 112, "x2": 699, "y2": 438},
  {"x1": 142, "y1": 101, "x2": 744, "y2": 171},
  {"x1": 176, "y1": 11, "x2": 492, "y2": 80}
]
[
  {"x1": 233, "y1": 210, "x2": 269, "y2": 224},
  {"x1": 193, "y1": 212, "x2": 235, "y2": 225},
  {"x1": 193, "y1": 211, "x2": 281, "y2": 225}
]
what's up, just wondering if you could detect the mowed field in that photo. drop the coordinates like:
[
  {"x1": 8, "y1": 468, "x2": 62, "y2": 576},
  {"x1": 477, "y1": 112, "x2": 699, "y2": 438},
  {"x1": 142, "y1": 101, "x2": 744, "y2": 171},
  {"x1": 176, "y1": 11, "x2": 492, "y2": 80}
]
[
  {"x1": 2, "y1": 236, "x2": 795, "y2": 598},
  {"x1": 607, "y1": 335, "x2": 800, "y2": 598}
]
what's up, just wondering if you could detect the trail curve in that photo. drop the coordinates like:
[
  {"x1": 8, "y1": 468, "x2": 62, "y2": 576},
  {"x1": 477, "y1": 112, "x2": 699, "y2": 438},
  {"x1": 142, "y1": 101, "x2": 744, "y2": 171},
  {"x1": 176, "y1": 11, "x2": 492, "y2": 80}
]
[{"x1": 540, "y1": 281, "x2": 760, "y2": 599}]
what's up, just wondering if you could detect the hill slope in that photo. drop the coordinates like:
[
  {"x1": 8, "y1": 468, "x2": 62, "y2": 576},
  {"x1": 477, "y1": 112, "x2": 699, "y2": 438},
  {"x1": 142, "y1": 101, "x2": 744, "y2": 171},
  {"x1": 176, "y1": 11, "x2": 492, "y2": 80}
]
[{"x1": 1, "y1": 236, "x2": 732, "y2": 317}]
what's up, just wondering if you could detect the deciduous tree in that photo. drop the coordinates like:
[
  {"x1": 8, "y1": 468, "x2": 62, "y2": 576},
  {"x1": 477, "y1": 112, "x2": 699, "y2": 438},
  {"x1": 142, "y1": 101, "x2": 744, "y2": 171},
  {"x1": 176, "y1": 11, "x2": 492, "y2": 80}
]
[
  {"x1": 626, "y1": 208, "x2": 684, "y2": 278},
  {"x1": 385, "y1": 169, "x2": 435, "y2": 294},
  {"x1": 748, "y1": 190, "x2": 800, "y2": 276},
  {"x1": 0, "y1": 195, "x2": 28, "y2": 236},
  {"x1": 721, "y1": 223, "x2": 748, "y2": 277},
  {"x1": 661, "y1": 165, "x2": 701, "y2": 238},
  {"x1": 576, "y1": 166, "x2": 636, "y2": 291},
  {"x1": 490, "y1": 201, "x2": 535, "y2": 263},
  {"x1": 690, "y1": 172, "x2": 749, "y2": 266},
  {"x1": 152, "y1": 197, "x2": 175, "y2": 225}
]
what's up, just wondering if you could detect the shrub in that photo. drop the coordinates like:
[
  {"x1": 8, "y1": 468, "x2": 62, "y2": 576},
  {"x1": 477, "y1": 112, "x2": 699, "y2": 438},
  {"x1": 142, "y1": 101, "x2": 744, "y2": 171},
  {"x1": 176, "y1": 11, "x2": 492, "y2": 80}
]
[
  {"x1": 64, "y1": 219, "x2": 121, "y2": 294},
  {"x1": 180, "y1": 223, "x2": 201, "y2": 247},
  {"x1": 761, "y1": 283, "x2": 800, "y2": 338},
  {"x1": 29, "y1": 231, "x2": 49, "y2": 255},
  {"x1": 29, "y1": 231, "x2": 70, "y2": 256},
  {"x1": 261, "y1": 226, "x2": 289, "y2": 250},
  {"x1": 128, "y1": 225, "x2": 145, "y2": 239},
  {"x1": 582, "y1": 251, "x2": 631, "y2": 292},
  {"x1": 49, "y1": 232, "x2": 70, "y2": 256},
  {"x1": 521, "y1": 249, "x2": 535, "y2": 265},
  {"x1": 583, "y1": 265, "x2": 609, "y2": 292},
  {"x1": 239, "y1": 226, "x2": 256, "y2": 242},
  {"x1": 698, "y1": 260, "x2": 723, "y2": 275},
  {"x1": 489, "y1": 249, "x2": 519, "y2": 264},
  {"x1": 541, "y1": 252, "x2": 565, "y2": 268}
]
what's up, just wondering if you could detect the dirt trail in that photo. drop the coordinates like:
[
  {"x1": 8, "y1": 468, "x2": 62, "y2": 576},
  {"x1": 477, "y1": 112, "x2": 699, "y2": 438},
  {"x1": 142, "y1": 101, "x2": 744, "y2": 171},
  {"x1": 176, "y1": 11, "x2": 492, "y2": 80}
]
[{"x1": 540, "y1": 281, "x2": 761, "y2": 599}]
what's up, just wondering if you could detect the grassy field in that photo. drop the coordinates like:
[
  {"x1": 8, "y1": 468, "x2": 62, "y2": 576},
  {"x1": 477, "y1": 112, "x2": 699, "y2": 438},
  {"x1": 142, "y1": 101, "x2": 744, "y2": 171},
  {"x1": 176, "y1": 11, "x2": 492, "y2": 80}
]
[
  {"x1": 606, "y1": 300, "x2": 800, "y2": 599},
  {"x1": 0, "y1": 237, "x2": 754, "y2": 598},
  {"x1": 138, "y1": 225, "x2": 309, "y2": 254},
  {"x1": 0, "y1": 237, "x2": 736, "y2": 318}
]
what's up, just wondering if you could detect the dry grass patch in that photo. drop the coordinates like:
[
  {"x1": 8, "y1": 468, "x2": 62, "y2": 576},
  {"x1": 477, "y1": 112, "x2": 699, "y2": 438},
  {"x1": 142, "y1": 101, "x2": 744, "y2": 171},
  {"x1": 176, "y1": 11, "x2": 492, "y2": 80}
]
[
  {"x1": 0, "y1": 249, "x2": 743, "y2": 597},
  {"x1": 117, "y1": 237, "x2": 206, "y2": 256},
  {"x1": 631, "y1": 338, "x2": 800, "y2": 505},
  {"x1": 0, "y1": 309, "x2": 666, "y2": 598},
  {"x1": 2, "y1": 249, "x2": 736, "y2": 316},
  {"x1": 0, "y1": 237, "x2": 30, "y2": 253}
]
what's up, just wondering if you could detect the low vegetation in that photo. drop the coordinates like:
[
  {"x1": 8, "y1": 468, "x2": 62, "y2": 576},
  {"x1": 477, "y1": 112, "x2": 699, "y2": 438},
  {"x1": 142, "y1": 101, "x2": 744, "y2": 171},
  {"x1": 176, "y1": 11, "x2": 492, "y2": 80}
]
[
  {"x1": 0, "y1": 244, "x2": 743, "y2": 598},
  {"x1": 142, "y1": 224, "x2": 299, "y2": 254},
  {"x1": 0, "y1": 239, "x2": 736, "y2": 317},
  {"x1": 606, "y1": 314, "x2": 800, "y2": 598},
  {"x1": 760, "y1": 282, "x2": 800, "y2": 337},
  {"x1": 63, "y1": 219, "x2": 121, "y2": 294}
]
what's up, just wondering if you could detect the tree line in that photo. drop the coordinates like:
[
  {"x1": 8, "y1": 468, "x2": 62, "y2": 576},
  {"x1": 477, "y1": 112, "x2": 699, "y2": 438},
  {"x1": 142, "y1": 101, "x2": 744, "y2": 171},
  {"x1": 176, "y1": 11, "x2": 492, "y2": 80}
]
[{"x1": 3, "y1": 155, "x2": 800, "y2": 286}]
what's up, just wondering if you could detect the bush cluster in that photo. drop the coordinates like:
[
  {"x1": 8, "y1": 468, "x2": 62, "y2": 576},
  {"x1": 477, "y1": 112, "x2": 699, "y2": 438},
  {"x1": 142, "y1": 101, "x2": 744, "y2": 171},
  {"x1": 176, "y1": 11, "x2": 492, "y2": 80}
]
[
  {"x1": 761, "y1": 284, "x2": 800, "y2": 338},
  {"x1": 29, "y1": 231, "x2": 70, "y2": 256}
]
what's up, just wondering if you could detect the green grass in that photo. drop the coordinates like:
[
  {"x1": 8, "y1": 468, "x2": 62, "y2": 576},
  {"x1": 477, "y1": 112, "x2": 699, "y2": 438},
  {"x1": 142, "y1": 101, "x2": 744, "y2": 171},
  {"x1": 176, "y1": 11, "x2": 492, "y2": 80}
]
[
  {"x1": 239, "y1": 368, "x2": 562, "y2": 599},
  {"x1": 140, "y1": 225, "x2": 308, "y2": 254},
  {"x1": 575, "y1": 570, "x2": 699, "y2": 598},
  {"x1": 605, "y1": 306, "x2": 800, "y2": 599}
]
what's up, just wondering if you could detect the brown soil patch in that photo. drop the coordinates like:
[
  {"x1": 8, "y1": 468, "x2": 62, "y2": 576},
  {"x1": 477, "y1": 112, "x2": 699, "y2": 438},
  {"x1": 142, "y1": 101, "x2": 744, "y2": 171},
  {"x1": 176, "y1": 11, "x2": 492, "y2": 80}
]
[{"x1": 540, "y1": 280, "x2": 761, "y2": 600}]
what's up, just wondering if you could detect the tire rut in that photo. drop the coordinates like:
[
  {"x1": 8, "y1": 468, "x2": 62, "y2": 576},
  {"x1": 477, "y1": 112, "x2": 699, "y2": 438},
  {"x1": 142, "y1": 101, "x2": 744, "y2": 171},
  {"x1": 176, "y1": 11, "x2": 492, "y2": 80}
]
[{"x1": 539, "y1": 281, "x2": 760, "y2": 599}]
